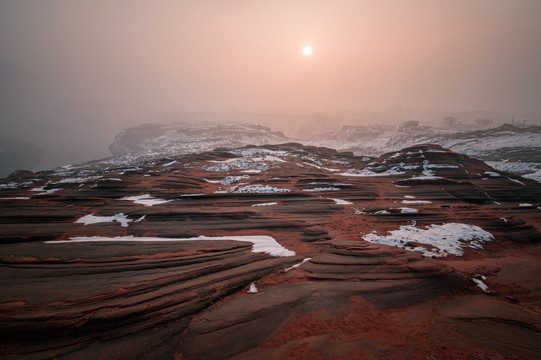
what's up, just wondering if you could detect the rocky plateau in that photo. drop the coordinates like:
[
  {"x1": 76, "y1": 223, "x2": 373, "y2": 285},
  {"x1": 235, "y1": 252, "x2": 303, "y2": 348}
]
[{"x1": 1, "y1": 142, "x2": 540, "y2": 359}]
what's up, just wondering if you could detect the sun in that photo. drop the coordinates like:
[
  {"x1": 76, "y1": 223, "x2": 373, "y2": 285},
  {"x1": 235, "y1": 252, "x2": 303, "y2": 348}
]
[{"x1": 302, "y1": 45, "x2": 312, "y2": 57}]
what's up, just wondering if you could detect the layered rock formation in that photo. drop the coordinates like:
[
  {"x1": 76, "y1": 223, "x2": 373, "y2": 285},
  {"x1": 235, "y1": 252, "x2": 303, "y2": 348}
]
[{"x1": 1, "y1": 143, "x2": 540, "y2": 359}]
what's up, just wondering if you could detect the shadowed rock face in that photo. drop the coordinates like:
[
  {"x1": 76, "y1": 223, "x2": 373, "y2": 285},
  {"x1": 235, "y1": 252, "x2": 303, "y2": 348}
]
[{"x1": 1, "y1": 143, "x2": 540, "y2": 359}]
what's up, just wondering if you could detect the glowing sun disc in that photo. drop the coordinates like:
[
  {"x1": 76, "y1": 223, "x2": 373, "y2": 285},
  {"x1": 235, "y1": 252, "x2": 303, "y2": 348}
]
[{"x1": 302, "y1": 45, "x2": 312, "y2": 56}]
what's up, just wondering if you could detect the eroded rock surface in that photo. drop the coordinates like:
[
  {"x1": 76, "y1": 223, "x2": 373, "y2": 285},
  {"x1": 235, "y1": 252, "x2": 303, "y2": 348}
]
[{"x1": 1, "y1": 143, "x2": 540, "y2": 359}]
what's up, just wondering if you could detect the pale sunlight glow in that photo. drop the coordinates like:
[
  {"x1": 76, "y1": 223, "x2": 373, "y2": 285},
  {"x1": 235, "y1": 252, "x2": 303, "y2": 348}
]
[{"x1": 302, "y1": 45, "x2": 312, "y2": 56}]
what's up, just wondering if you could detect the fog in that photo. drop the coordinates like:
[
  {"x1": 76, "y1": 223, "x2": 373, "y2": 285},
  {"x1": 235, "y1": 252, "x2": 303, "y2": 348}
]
[{"x1": 1, "y1": 0, "x2": 540, "y2": 170}]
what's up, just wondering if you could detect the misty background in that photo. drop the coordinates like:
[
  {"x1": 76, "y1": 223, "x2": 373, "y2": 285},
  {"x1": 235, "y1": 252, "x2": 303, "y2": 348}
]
[{"x1": 1, "y1": 0, "x2": 540, "y2": 172}]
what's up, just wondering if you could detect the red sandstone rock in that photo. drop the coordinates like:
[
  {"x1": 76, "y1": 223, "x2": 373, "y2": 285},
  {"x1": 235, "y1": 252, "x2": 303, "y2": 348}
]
[{"x1": 0, "y1": 143, "x2": 540, "y2": 359}]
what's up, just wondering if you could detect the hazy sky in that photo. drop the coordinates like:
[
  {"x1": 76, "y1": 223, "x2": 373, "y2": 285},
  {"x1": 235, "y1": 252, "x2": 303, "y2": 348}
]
[{"x1": 1, "y1": 0, "x2": 540, "y2": 167}]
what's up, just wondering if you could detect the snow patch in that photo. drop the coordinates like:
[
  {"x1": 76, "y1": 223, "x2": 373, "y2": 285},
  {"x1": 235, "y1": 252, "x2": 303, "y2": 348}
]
[
  {"x1": 0, "y1": 182, "x2": 19, "y2": 190},
  {"x1": 303, "y1": 187, "x2": 340, "y2": 192},
  {"x1": 134, "y1": 215, "x2": 146, "y2": 223},
  {"x1": 120, "y1": 194, "x2": 171, "y2": 206},
  {"x1": 402, "y1": 175, "x2": 444, "y2": 181},
  {"x1": 162, "y1": 160, "x2": 177, "y2": 167},
  {"x1": 340, "y1": 166, "x2": 405, "y2": 177},
  {"x1": 283, "y1": 258, "x2": 311, "y2": 272},
  {"x1": 247, "y1": 283, "x2": 258, "y2": 294},
  {"x1": 425, "y1": 164, "x2": 459, "y2": 169},
  {"x1": 523, "y1": 169, "x2": 541, "y2": 183},
  {"x1": 252, "y1": 202, "x2": 278, "y2": 207},
  {"x1": 53, "y1": 176, "x2": 102, "y2": 184},
  {"x1": 425, "y1": 149, "x2": 448, "y2": 153},
  {"x1": 362, "y1": 223, "x2": 494, "y2": 257},
  {"x1": 508, "y1": 178, "x2": 526, "y2": 186},
  {"x1": 47, "y1": 235, "x2": 296, "y2": 257},
  {"x1": 473, "y1": 277, "x2": 489, "y2": 292},
  {"x1": 32, "y1": 188, "x2": 62, "y2": 195},
  {"x1": 331, "y1": 198, "x2": 353, "y2": 205},
  {"x1": 223, "y1": 184, "x2": 290, "y2": 193},
  {"x1": 402, "y1": 200, "x2": 431, "y2": 204},
  {"x1": 75, "y1": 213, "x2": 132, "y2": 227},
  {"x1": 221, "y1": 175, "x2": 249, "y2": 185},
  {"x1": 400, "y1": 207, "x2": 419, "y2": 213}
]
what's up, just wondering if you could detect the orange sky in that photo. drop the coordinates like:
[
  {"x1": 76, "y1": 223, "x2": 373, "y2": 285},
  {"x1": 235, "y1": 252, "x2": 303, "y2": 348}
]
[
  {"x1": 0, "y1": 1, "x2": 540, "y2": 167},
  {"x1": 1, "y1": 0, "x2": 540, "y2": 116}
]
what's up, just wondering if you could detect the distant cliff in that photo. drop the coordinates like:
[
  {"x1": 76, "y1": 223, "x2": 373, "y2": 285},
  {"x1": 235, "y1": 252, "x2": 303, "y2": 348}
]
[{"x1": 109, "y1": 121, "x2": 289, "y2": 157}]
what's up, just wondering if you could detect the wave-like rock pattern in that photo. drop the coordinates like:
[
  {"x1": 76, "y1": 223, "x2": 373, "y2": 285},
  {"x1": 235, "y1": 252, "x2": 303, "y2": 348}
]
[{"x1": 1, "y1": 143, "x2": 540, "y2": 359}]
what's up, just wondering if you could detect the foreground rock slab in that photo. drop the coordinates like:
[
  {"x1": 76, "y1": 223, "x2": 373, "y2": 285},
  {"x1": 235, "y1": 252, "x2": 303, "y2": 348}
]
[{"x1": 1, "y1": 143, "x2": 540, "y2": 359}]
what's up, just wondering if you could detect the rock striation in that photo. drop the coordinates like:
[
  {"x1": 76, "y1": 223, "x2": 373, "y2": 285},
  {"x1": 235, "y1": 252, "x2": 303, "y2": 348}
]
[{"x1": 1, "y1": 143, "x2": 540, "y2": 359}]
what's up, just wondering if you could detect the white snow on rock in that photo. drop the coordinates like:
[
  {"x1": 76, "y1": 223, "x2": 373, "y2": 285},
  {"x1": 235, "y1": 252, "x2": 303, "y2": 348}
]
[
  {"x1": 53, "y1": 176, "x2": 102, "y2": 184},
  {"x1": 425, "y1": 164, "x2": 459, "y2": 169},
  {"x1": 402, "y1": 200, "x2": 432, "y2": 204},
  {"x1": 31, "y1": 187, "x2": 62, "y2": 195},
  {"x1": 362, "y1": 223, "x2": 494, "y2": 257},
  {"x1": 421, "y1": 160, "x2": 435, "y2": 177},
  {"x1": 374, "y1": 210, "x2": 390, "y2": 215},
  {"x1": 120, "y1": 194, "x2": 171, "y2": 206},
  {"x1": 402, "y1": 175, "x2": 444, "y2": 181},
  {"x1": 0, "y1": 197, "x2": 31, "y2": 200},
  {"x1": 473, "y1": 276, "x2": 489, "y2": 292},
  {"x1": 134, "y1": 215, "x2": 146, "y2": 223},
  {"x1": 283, "y1": 258, "x2": 311, "y2": 272},
  {"x1": 202, "y1": 153, "x2": 287, "y2": 173},
  {"x1": 252, "y1": 202, "x2": 278, "y2": 207},
  {"x1": 523, "y1": 169, "x2": 541, "y2": 183},
  {"x1": 0, "y1": 182, "x2": 19, "y2": 190},
  {"x1": 484, "y1": 171, "x2": 500, "y2": 177},
  {"x1": 404, "y1": 195, "x2": 416, "y2": 199},
  {"x1": 247, "y1": 283, "x2": 259, "y2": 294},
  {"x1": 331, "y1": 198, "x2": 353, "y2": 205},
  {"x1": 303, "y1": 187, "x2": 340, "y2": 192},
  {"x1": 220, "y1": 175, "x2": 249, "y2": 185},
  {"x1": 519, "y1": 203, "x2": 533, "y2": 207},
  {"x1": 46, "y1": 235, "x2": 296, "y2": 257},
  {"x1": 75, "y1": 213, "x2": 132, "y2": 227},
  {"x1": 225, "y1": 184, "x2": 290, "y2": 193},
  {"x1": 162, "y1": 160, "x2": 177, "y2": 167},
  {"x1": 232, "y1": 147, "x2": 289, "y2": 157},
  {"x1": 241, "y1": 169, "x2": 263, "y2": 173},
  {"x1": 400, "y1": 207, "x2": 419, "y2": 213},
  {"x1": 507, "y1": 178, "x2": 526, "y2": 186},
  {"x1": 340, "y1": 166, "x2": 405, "y2": 177}
]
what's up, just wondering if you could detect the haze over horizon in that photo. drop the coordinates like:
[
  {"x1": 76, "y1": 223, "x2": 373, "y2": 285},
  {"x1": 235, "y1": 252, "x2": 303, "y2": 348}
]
[{"x1": 1, "y1": 0, "x2": 540, "y2": 169}]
